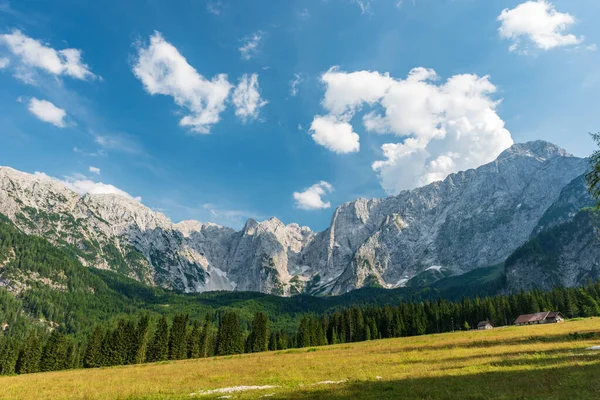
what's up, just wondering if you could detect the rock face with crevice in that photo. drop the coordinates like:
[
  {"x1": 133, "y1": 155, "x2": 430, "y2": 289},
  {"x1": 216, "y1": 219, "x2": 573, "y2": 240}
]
[{"x1": 0, "y1": 141, "x2": 592, "y2": 295}]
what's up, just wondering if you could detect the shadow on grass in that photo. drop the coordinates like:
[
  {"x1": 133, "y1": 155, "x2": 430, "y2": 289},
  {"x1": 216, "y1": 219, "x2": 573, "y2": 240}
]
[
  {"x1": 392, "y1": 330, "x2": 600, "y2": 353},
  {"x1": 268, "y1": 361, "x2": 600, "y2": 400}
]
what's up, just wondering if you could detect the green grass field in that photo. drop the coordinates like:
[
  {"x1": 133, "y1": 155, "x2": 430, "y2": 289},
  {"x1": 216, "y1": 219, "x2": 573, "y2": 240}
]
[{"x1": 1, "y1": 318, "x2": 600, "y2": 400}]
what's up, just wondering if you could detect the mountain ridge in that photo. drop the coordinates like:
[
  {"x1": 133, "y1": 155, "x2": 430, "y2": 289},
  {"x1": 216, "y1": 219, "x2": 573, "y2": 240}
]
[{"x1": 0, "y1": 140, "x2": 592, "y2": 295}]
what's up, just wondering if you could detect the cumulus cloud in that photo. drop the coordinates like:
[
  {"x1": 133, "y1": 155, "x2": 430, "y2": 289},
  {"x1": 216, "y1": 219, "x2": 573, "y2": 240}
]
[
  {"x1": 498, "y1": 1, "x2": 583, "y2": 52},
  {"x1": 88, "y1": 166, "x2": 100, "y2": 175},
  {"x1": 133, "y1": 31, "x2": 232, "y2": 134},
  {"x1": 309, "y1": 115, "x2": 360, "y2": 154},
  {"x1": 239, "y1": 32, "x2": 263, "y2": 60},
  {"x1": 0, "y1": 29, "x2": 95, "y2": 81},
  {"x1": 232, "y1": 73, "x2": 268, "y2": 122},
  {"x1": 0, "y1": 57, "x2": 9, "y2": 68},
  {"x1": 312, "y1": 66, "x2": 513, "y2": 194},
  {"x1": 293, "y1": 181, "x2": 334, "y2": 210},
  {"x1": 34, "y1": 172, "x2": 141, "y2": 202},
  {"x1": 27, "y1": 98, "x2": 67, "y2": 127}
]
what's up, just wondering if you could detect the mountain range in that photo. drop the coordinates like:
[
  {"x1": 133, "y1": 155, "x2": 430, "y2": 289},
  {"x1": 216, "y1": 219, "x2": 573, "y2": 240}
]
[{"x1": 0, "y1": 140, "x2": 596, "y2": 296}]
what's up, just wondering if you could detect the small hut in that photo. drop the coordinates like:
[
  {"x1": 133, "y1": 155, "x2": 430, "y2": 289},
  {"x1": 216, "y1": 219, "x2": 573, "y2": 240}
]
[{"x1": 477, "y1": 321, "x2": 493, "y2": 330}]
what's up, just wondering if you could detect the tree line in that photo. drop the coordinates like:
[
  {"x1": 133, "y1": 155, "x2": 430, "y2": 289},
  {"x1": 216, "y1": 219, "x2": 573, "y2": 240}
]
[{"x1": 2, "y1": 280, "x2": 600, "y2": 375}]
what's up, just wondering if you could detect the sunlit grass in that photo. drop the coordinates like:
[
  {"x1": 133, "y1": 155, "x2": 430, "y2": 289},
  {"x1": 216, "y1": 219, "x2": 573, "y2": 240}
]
[{"x1": 1, "y1": 318, "x2": 600, "y2": 399}]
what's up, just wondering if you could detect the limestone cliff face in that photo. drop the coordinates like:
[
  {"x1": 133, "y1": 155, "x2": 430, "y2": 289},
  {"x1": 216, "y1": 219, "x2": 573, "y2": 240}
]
[
  {"x1": 505, "y1": 209, "x2": 600, "y2": 291},
  {"x1": 0, "y1": 141, "x2": 592, "y2": 295}
]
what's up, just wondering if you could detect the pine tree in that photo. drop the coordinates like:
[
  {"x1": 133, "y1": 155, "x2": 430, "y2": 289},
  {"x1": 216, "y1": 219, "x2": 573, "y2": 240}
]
[
  {"x1": 187, "y1": 320, "x2": 201, "y2": 359},
  {"x1": 0, "y1": 335, "x2": 20, "y2": 375},
  {"x1": 168, "y1": 314, "x2": 189, "y2": 360},
  {"x1": 246, "y1": 312, "x2": 269, "y2": 353},
  {"x1": 147, "y1": 315, "x2": 169, "y2": 362},
  {"x1": 15, "y1": 330, "x2": 42, "y2": 374},
  {"x1": 198, "y1": 314, "x2": 212, "y2": 358},
  {"x1": 134, "y1": 315, "x2": 151, "y2": 364},
  {"x1": 108, "y1": 319, "x2": 127, "y2": 366},
  {"x1": 83, "y1": 326, "x2": 104, "y2": 368},
  {"x1": 216, "y1": 311, "x2": 244, "y2": 356},
  {"x1": 40, "y1": 331, "x2": 69, "y2": 372},
  {"x1": 297, "y1": 315, "x2": 310, "y2": 348}
]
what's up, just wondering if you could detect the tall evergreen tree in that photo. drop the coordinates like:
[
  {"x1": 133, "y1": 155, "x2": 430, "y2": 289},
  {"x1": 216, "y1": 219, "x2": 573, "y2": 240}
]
[
  {"x1": 199, "y1": 314, "x2": 212, "y2": 358},
  {"x1": 246, "y1": 312, "x2": 269, "y2": 353},
  {"x1": 134, "y1": 315, "x2": 151, "y2": 364},
  {"x1": 216, "y1": 311, "x2": 244, "y2": 356},
  {"x1": 15, "y1": 330, "x2": 42, "y2": 374},
  {"x1": 83, "y1": 326, "x2": 104, "y2": 368},
  {"x1": 169, "y1": 314, "x2": 190, "y2": 360},
  {"x1": 187, "y1": 320, "x2": 201, "y2": 359},
  {"x1": 147, "y1": 315, "x2": 169, "y2": 362},
  {"x1": 40, "y1": 331, "x2": 69, "y2": 372}
]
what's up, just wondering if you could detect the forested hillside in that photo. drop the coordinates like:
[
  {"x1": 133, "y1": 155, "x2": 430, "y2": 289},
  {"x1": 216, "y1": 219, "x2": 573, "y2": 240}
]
[{"x1": 2, "y1": 210, "x2": 600, "y2": 376}]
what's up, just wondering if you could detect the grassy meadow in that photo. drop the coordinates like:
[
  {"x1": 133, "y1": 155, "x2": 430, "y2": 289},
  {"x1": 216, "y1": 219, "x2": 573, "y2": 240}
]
[{"x1": 1, "y1": 318, "x2": 600, "y2": 400}]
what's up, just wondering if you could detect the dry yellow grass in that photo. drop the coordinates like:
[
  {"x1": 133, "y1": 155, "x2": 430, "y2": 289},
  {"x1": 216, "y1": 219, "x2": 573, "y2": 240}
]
[{"x1": 1, "y1": 318, "x2": 600, "y2": 399}]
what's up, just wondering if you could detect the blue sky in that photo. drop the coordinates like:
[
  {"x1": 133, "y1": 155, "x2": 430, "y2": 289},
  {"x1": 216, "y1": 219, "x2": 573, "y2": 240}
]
[{"x1": 0, "y1": 0, "x2": 599, "y2": 231}]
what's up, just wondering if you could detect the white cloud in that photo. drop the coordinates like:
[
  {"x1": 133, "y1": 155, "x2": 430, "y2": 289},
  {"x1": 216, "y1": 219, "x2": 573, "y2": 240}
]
[
  {"x1": 290, "y1": 73, "x2": 302, "y2": 96},
  {"x1": 309, "y1": 115, "x2": 360, "y2": 154},
  {"x1": 232, "y1": 73, "x2": 268, "y2": 122},
  {"x1": 206, "y1": 0, "x2": 223, "y2": 15},
  {"x1": 239, "y1": 32, "x2": 263, "y2": 61},
  {"x1": 34, "y1": 172, "x2": 141, "y2": 202},
  {"x1": 27, "y1": 98, "x2": 67, "y2": 127},
  {"x1": 0, "y1": 29, "x2": 95, "y2": 81},
  {"x1": 353, "y1": 0, "x2": 371, "y2": 14},
  {"x1": 293, "y1": 181, "x2": 333, "y2": 210},
  {"x1": 312, "y1": 67, "x2": 513, "y2": 194},
  {"x1": 498, "y1": 1, "x2": 583, "y2": 51},
  {"x1": 0, "y1": 57, "x2": 9, "y2": 69},
  {"x1": 133, "y1": 31, "x2": 232, "y2": 134},
  {"x1": 89, "y1": 166, "x2": 100, "y2": 175}
]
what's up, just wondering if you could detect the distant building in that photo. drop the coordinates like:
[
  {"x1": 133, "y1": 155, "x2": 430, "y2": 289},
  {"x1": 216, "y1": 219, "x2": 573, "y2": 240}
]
[
  {"x1": 514, "y1": 311, "x2": 564, "y2": 326},
  {"x1": 477, "y1": 321, "x2": 493, "y2": 330}
]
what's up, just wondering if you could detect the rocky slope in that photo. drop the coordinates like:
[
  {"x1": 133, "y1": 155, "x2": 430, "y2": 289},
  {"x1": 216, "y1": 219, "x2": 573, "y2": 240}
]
[
  {"x1": 0, "y1": 140, "x2": 592, "y2": 295},
  {"x1": 505, "y1": 208, "x2": 600, "y2": 291}
]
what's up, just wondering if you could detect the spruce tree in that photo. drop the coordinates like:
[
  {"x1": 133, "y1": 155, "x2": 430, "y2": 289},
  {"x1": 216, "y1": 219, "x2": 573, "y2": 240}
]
[
  {"x1": 147, "y1": 315, "x2": 170, "y2": 362},
  {"x1": 169, "y1": 314, "x2": 189, "y2": 360},
  {"x1": 246, "y1": 312, "x2": 269, "y2": 353},
  {"x1": 0, "y1": 335, "x2": 20, "y2": 375},
  {"x1": 84, "y1": 326, "x2": 104, "y2": 368},
  {"x1": 187, "y1": 320, "x2": 201, "y2": 359},
  {"x1": 297, "y1": 315, "x2": 310, "y2": 348},
  {"x1": 199, "y1": 314, "x2": 212, "y2": 358},
  {"x1": 15, "y1": 330, "x2": 42, "y2": 374},
  {"x1": 216, "y1": 311, "x2": 244, "y2": 356},
  {"x1": 40, "y1": 331, "x2": 69, "y2": 372},
  {"x1": 134, "y1": 315, "x2": 151, "y2": 364}
]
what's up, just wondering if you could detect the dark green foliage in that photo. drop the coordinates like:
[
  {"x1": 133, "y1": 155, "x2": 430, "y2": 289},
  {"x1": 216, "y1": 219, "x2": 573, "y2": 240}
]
[
  {"x1": 216, "y1": 311, "x2": 244, "y2": 356},
  {"x1": 39, "y1": 331, "x2": 70, "y2": 372},
  {"x1": 187, "y1": 320, "x2": 201, "y2": 359},
  {"x1": 198, "y1": 314, "x2": 213, "y2": 358},
  {"x1": 133, "y1": 315, "x2": 151, "y2": 364},
  {"x1": 147, "y1": 315, "x2": 169, "y2": 362},
  {"x1": 586, "y1": 132, "x2": 600, "y2": 206},
  {"x1": 246, "y1": 312, "x2": 269, "y2": 353},
  {"x1": 83, "y1": 326, "x2": 103, "y2": 368},
  {"x1": 168, "y1": 314, "x2": 189, "y2": 360},
  {"x1": 16, "y1": 330, "x2": 43, "y2": 374}
]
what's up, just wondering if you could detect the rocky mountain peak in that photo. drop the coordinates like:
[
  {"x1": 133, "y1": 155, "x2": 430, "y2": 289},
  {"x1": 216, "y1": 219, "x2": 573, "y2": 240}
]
[
  {"x1": 0, "y1": 141, "x2": 592, "y2": 296},
  {"x1": 497, "y1": 140, "x2": 572, "y2": 162}
]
